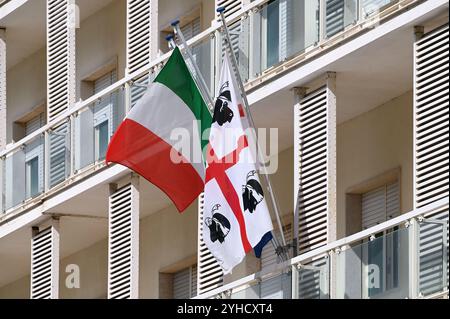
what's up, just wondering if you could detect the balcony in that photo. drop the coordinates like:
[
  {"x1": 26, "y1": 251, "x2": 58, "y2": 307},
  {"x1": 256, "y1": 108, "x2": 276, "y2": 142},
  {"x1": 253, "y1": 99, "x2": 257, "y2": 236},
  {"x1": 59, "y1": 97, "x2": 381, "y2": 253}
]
[
  {"x1": 0, "y1": 0, "x2": 434, "y2": 219},
  {"x1": 195, "y1": 199, "x2": 448, "y2": 299}
]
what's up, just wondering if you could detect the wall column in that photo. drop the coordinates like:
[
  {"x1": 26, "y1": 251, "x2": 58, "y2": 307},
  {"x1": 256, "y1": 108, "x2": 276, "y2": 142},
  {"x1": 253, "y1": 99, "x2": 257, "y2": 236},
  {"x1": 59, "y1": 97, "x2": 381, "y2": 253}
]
[
  {"x1": 107, "y1": 175, "x2": 140, "y2": 299},
  {"x1": 30, "y1": 218, "x2": 60, "y2": 299}
]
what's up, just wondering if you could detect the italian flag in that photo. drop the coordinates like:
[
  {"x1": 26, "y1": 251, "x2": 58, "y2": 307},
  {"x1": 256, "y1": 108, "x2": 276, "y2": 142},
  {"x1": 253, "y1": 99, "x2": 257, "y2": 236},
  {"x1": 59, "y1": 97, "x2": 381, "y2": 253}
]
[{"x1": 106, "y1": 47, "x2": 212, "y2": 212}]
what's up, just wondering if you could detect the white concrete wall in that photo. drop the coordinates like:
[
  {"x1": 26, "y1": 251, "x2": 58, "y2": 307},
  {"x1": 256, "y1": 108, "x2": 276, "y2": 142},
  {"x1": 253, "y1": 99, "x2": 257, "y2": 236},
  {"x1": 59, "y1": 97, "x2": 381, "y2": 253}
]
[
  {"x1": 337, "y1": 91, "x2": 413, "y2": 237},
  {"x1": 5, "y1": 48, "x2": 46, "y2": 143},
  {"x1": 75, "y1": 0, "x2": 126, "y2": 100}
]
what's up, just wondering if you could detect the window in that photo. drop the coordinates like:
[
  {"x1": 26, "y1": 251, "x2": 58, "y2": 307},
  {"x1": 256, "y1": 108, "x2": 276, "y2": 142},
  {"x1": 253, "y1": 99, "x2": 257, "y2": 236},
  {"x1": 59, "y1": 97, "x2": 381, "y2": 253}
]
[
  {"x1": 93, "y1": 70, "x2": 117, "y2": 162},
  {"x1": 24, "y1": 112, "x2": 45, "y2": 199},
  {"x1": 361, "y1": 181, "x2": 400, "y2": 298},
  {"x1": 159, "y1": 264, "x2": 197, "y2": 299},
  {"x1": 173, "y1": 265, "x2": 197, "y2": 299},
  {"x1": 160, "y1": 15, "x2": 201, "y2": 54}
]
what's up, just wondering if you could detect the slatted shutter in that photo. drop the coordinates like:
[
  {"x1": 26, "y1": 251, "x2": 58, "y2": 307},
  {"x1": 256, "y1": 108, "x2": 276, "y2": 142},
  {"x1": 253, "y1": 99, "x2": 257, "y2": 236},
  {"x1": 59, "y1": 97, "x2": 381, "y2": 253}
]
[
  {"x1": 48, "y1": 122, "x2": 70, "y2": 188},
  {"x1": 325, "y1": 0, "x2": 357, "y2": 38},
  {"x1": 127, "y1": 0, "x2": 151, "y2": 75},
  {"x1": 298, "y1": 257, "x2": 329, "y2": 299},
  {"x1": 414, "y1": 24, "x2": 449, "y2": 209},
  {"x1": 197, "y1": 193, "x2": 223, "y2": 295},
  {"x1": 362, "y1": 181, "x2": 400, "y2": 229},
  {"x1": 30, "y1": 220, "x2": 60, "y2": 299},
  {"x1": 47, "y1": 0, "x2": 75, "y2": 188},
  {"x1": 419, "y1": 209, "x2": 448, "y2": 296},
  {"x1": 47, "y1": 0, "x2": 75, "y2": 121},
  {"x1": 414, "y1": 23, "x2": 449, "y2": 297},
  {"x1": 108, "y1": 179, "x2": 140, "y2": 299},
  {"x1": 173, "y1": 265, "x2": 198, "y2": 299},
  {"x1": 294, "y1": 79, "x2": 336, "y2": 255}
]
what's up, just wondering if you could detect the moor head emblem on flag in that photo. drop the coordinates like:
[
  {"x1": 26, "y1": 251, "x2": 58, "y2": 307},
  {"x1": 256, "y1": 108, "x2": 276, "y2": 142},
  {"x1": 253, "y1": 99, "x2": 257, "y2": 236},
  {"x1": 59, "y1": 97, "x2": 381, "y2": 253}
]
[
  {"x1": 242, "y1": 170, "x2": 265, "y2": 214},
  {"x1": 212, "y1": 81, "x2": 234, "y2": 126},
  {"x1": 205, "y1": 204, "x2": 231, "y2": 244}
]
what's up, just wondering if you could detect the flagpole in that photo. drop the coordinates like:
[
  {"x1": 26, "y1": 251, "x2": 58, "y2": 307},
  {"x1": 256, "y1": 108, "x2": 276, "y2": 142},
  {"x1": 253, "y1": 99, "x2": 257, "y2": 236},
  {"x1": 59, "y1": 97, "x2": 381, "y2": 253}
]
[
  {"x1": 169, "y1": 21, "x2": 215, "y2": 115},
  {"x1": 216, "y1": 7, "x2": 289, "y2": 261}
]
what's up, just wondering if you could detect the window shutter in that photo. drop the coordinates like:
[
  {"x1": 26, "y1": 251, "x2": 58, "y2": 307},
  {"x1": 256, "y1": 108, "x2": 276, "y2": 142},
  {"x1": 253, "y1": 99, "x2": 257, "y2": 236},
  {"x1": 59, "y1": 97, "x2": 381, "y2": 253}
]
[
  {"x1": 419, "y1": 209, "x2": 449, "y2": 296},
  {"x1": 108, "y1": 179, "x2": 140, "y2": 299},
  {"x1": 414, "y1": 23, "x2": 449, "y2": 297},
  {"x1": 173, "y1": 268, "x2": 191, "y2": 299},
  {"x1": 197, "y1": 193, "x2": 224, "y2": 295},
  {"x1": 48, "y1": 122, "x2": 70, "y2": 188},
  {"x1": 47, "y1": 0, "x2": 76, "y2": 121},
  {"x1": 181, "y1": 17, "x2": 201, "y2": 41},
  {"x1": 261, "y1": 224, "x2": 292, "y2": 269},
  {"x1": 294, "y1": 82, "x2": 336, "y2": 255},
  {"x1": 172, "y1": 265, "x2": 197, "y2": 299},
  {"x1": 413, "y1": 24, "x2": 449, "y2": 209},
  {"x1": 361, "y1": 181, "x2": 399, "y2": 229},
  {"x1": 30, "y1": 220, "x2": 60, "y2": 299},
  {"x1": 298, "y1": 257, "x2": 329, "y2": 299},
  {"x1": 127, "y1": 0, "x2": 151, "y2": 74},
  {"x1": 46, "y1": 0, "x2": 75, "y2": 188}
]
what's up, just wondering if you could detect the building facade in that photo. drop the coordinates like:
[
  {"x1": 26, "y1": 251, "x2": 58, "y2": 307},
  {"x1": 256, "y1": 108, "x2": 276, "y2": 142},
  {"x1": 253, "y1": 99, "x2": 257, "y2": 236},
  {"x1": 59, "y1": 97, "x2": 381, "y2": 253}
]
[{"x1": 0, "y1": 0, "x2": 448, "y2": 299}]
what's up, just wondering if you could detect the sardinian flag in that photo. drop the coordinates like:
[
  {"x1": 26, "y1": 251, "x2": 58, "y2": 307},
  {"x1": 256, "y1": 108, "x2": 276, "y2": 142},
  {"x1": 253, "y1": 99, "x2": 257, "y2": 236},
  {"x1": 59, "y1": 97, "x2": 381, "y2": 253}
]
[{"x1": 203, "y1": 56, "x2": 273, "y2": 274}]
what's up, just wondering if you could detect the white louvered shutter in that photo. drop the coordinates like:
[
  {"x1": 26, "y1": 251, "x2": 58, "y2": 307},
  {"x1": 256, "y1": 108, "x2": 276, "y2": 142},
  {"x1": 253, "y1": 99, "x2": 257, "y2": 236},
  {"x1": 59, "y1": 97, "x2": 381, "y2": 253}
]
[
  {"x1": 127, "y1": 0, "x2": 151, "y2": 75},
  {"x1": 294, "y1": 82, "x2": 336, "y2": 255},
  {"x1": 47, "y1": 0, "x2": 76, "y2": 121},
  {"x1": 108, "y1": 180, "x2": 140, "y2": 299},
  {"x1": 414, "y1": 24, "x2": 449, "y2": 297},
  {"x1": 362, "y1": 181, "x2": 400, "y2": 229},
  {"x1": 181, "y1": 17, "x2": 201, "y2": 42},
  {"x1": 413, "y1": 24, "x2": 449, "y2": 209},
  {"x1": 47, "y1": 0, "x2": 75, "y2": 188},
  {"x1": 30, "y1": 221, "x2": 60, "y2": 299},
  {"x1": 197, "y1": 194, "x2": 224, "y2": 295},
  {"x1": 298, "y1": 257, "x2": 329, "y2": 299}
]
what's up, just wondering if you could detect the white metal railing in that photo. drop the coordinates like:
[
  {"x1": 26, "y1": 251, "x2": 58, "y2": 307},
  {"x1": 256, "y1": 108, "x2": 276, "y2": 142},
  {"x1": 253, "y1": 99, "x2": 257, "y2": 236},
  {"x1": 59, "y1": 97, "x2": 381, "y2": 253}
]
[
  {"x1": 195, "y1": 198, "x2": 449, "y2": 299},
  {"x1": 0, "y1": 0, "x2": 423, "y2": 216}
]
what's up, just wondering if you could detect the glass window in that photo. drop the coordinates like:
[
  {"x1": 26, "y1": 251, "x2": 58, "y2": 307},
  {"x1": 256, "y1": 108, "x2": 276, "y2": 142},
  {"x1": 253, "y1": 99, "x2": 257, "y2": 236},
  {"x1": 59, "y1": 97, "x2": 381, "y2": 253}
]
[
  {"x1": 26, "y1": 157, "x2": 39, "y2": 198},
  {"x1": 96, "y1": 121, "x2": 109, "y2": 161}
]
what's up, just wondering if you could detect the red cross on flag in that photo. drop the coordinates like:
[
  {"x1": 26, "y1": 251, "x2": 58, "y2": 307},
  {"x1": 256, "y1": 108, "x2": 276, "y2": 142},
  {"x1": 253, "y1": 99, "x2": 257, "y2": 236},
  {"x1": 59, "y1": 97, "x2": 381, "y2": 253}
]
[{"x1": 203, "y1": 56, "x2": 274, "y2": 274}]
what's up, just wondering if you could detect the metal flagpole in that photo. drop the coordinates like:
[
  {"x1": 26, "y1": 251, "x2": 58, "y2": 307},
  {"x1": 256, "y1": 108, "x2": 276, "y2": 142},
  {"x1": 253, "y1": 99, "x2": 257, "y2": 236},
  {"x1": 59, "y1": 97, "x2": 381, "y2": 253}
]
[
  {"x1": 216, "y1": 7, "x2": 289, "y2": 261},
  {"x1": 170, "y1": 21, "x2": 215, "y2": 114}
]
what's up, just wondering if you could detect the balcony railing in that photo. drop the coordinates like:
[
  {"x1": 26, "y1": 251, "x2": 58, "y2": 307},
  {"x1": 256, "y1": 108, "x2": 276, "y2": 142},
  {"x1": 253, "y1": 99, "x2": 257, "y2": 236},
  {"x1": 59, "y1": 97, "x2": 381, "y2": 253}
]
[
  {"x1": 194, "y1": 198, "x2": 449, "y2": 299},
  {"x1": 0, "y1": 0, "x2": 11, "y2": 8},
  {"x1": 0, "y1": 0, "x2": 422, "y2": 216}
]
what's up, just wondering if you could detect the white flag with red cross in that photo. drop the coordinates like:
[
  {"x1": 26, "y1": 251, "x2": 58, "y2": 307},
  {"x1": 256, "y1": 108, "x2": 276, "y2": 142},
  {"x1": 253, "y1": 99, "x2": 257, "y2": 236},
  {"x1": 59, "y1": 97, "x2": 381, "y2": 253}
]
[{"x1": 203, "y1": 56, "x2": 274, "y2": 274}]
